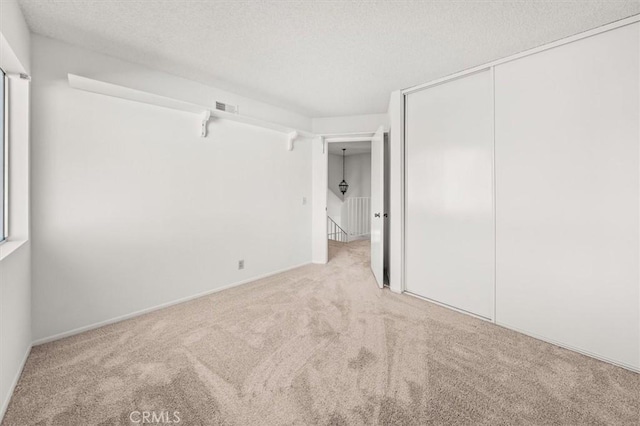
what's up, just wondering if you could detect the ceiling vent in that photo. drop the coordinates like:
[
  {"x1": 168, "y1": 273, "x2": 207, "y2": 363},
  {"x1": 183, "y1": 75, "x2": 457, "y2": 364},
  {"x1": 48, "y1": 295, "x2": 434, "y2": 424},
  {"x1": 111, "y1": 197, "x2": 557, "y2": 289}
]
[{"x1": 215, "y1": 101, "x2": 238, "y2": 114}]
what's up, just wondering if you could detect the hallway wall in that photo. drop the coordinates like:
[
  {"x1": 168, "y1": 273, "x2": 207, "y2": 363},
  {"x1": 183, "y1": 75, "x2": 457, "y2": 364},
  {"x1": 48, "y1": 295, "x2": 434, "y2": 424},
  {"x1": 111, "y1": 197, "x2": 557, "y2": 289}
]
[{"x1": 328, "y1": 153, "x2": 371, "y2": 200}]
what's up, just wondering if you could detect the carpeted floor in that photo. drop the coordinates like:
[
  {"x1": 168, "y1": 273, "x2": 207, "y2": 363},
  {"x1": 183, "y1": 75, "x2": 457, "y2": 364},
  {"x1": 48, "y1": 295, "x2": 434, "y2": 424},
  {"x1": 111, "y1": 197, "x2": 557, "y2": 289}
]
[{"x1": 3, "y1": 240, "x2": 639, "y2": 425}]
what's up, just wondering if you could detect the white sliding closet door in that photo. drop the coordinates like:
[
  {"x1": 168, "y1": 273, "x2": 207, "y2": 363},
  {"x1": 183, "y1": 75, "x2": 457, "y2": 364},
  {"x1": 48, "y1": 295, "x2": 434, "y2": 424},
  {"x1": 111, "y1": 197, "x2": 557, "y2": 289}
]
[
  {"x1": 405, "y1": 70, "x2": 494, "y2": 320},
  {"x1": 495, "y1": 23, "x2": 640, "y2": 369}
]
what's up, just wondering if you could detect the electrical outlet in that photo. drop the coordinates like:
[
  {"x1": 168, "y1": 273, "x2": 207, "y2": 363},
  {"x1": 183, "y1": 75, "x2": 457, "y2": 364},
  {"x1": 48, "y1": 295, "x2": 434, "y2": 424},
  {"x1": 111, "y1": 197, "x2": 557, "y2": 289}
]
[
  {"x1": 238, "y1": 260, "x2": 244, "y2": 270},
  {"x1": 302, "y1": 197, "x2": 307, "y2": 205}
]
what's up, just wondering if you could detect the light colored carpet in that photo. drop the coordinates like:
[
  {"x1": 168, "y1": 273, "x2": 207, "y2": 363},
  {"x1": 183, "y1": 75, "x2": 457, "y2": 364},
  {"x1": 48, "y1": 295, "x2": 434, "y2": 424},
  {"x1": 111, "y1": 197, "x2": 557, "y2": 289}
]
[{"x1": 3, "y1": 240, "x2": 639, "y2": 425}]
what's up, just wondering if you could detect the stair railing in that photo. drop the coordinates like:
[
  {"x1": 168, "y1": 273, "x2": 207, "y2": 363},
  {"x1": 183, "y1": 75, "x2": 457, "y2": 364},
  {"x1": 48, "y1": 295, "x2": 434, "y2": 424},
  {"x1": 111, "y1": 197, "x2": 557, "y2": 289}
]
[
  {"x1": 327, "y1": 216, "x2": 348, "y2": 243},
  {"x1": 343, "y1": 197, "x2": 371, "y2": 239}
]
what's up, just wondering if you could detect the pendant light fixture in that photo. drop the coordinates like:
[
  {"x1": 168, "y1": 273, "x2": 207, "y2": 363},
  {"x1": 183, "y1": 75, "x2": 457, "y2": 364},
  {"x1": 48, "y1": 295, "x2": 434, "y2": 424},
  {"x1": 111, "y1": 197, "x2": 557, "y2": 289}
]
[{"x1": 339, "y1": 148, "x2": 349, "y2": 195}]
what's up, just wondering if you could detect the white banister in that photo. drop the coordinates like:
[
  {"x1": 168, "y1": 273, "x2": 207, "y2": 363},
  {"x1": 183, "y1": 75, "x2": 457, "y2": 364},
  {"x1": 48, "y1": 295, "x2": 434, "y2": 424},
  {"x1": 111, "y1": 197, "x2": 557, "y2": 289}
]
[
  {"x1": 327, "y1": 216, "x2": 347, "y2": 243},
  {"x1": 343, "y1": 197, "x2": 371, "y2": 240}
]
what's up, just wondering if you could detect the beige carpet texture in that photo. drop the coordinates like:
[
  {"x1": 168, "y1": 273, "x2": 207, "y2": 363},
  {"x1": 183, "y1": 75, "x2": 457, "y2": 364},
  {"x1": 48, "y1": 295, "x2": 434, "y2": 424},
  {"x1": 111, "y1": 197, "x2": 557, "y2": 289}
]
[{"x1": 3, "y1": 240, "x2": 639, "y2": 425}]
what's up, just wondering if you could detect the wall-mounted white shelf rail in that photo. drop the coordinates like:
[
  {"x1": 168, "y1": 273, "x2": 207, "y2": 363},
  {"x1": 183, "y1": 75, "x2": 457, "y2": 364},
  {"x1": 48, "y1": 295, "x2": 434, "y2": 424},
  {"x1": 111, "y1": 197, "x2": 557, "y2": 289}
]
[{"x1": 67, "y1": 74, "x2": 313, "y2": 148}]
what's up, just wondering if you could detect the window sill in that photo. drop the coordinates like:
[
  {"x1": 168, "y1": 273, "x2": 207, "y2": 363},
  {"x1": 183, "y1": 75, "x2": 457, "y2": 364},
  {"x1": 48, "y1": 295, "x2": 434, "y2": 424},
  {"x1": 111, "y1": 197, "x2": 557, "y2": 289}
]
[{"x1": 0, "y1": 239, "x2": 28, "y2": 262}]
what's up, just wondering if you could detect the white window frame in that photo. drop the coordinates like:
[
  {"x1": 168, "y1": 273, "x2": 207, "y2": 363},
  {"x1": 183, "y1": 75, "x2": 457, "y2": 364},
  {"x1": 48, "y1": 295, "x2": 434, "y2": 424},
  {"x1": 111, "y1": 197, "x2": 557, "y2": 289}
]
[{"x1": 0, "y1": 67, "x2": 7, "y2": 244}]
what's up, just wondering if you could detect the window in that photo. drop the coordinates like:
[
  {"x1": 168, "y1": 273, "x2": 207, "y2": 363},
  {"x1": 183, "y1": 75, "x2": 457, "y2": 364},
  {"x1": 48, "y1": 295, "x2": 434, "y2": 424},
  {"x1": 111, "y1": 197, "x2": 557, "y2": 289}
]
[{"x1": 0, "y1": 67, "x2": 6, "y2": 242}]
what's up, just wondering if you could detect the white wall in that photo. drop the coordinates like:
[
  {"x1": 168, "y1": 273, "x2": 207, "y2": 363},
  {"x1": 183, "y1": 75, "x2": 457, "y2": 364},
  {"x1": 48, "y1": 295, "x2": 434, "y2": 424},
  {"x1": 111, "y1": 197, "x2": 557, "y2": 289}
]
[
  {"x1": 0, "y1": 0, "x2": 30, "y2": 74},
  {"x1": 328, "y1": 153, "x2": 344, "y2": 201},
  {"x1": 345, "y1": 154, "x2": 371, "y2": 199},
  {"x1": 30, "y1": 35, "x2": 313, "y2": 342},
  {"x1": 326, "y1": 189, "x2": 343, "y2": 228},
  {"x1": 0, "y1": 244, "x2": 30, "y2": 419},
  {"x1": 0, "y1": 0, "x2": 31, "y2": 420},
  {"x1": 312, "y1": 113, "x2": 388, "y2": 135}
]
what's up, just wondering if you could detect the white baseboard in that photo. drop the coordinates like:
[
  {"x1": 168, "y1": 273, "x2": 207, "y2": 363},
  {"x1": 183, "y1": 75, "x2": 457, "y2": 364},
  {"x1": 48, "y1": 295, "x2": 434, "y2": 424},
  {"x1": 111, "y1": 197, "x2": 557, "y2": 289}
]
[
  {"x1": 32, "y1": 262, "x2": 311, "y2": 346},
  {"x1": 404, "y1": 291, "x2": 493, "y2": 322},
  {"x1": 494, "y1": 321, "x2": 640, "y2": 374},
  {"x1": 0, "y1": 344, "x2": 31, "y2": 422},
  {"x1": 403, "y1": 290, "x2": 639, "y2": 373}
]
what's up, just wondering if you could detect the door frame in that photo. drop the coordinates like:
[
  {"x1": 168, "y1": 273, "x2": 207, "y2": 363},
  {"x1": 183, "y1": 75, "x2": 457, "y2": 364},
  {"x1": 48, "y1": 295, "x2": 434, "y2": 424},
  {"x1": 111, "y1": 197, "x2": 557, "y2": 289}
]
[{"x1": 313, "y1": 130, "x2": 386, "y2": 265}]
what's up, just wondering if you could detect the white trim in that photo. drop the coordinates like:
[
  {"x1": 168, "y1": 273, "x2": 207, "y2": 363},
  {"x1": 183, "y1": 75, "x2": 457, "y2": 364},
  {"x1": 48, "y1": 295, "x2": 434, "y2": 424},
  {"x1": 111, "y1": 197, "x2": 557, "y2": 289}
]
[
  {"x1": 5, "y1": 73, "x2": 29, "y2": 81},
  {"x1": 324, "y1": 136, "x2": 374, "y2": 143},
  {"x1": 405, "y1": 291, "x2": 493, "y2": 322},
  {"x1": 385, "y1": 91, "x2": 402, "y2": 293},
  {"x1": 491, "y1": 66, "x2": 497, "y2": 324},
  {"x1": 0, "y1": 239, "x2": 27, "y2": 262},
  {"x1": 32, "y1": 262, "x2": 311, "y2": 346},
  {"x1": 402, "y1": 14, "x2": 640, "y2": 95},
  {"x1": 320, "y1": 130, "x2": 390, "y2": 143},
  {"x1": 0, "y1": 344, "x2": 31, "y2": 421},
  {"x1": 495, "y1": 322, "x2": 640, "y2": 373},
  {"x1": 0, "y1": 34, "x2": 26, "y2": 76},
  {"x1": 320, "y1": 131, "x2": 379, "y2": 138},
  {"x1": 406, "y1": 290, "x2": 639, "y2": 372},
  {"x1": 317, "y1": 129, "x2": 385, "y2": 266},
  {"x1": 2, "y1": 73, "x2": 30, "y2": 249},
  {"x1": 321, "y1": 131, "x2": 378, "y2": 143},
  {"x1": 401, "y1": 93, "x2": 407, "y2": 293},
  {"x1": 1, "y1": 72, "x2": 8, "y2": 243}
]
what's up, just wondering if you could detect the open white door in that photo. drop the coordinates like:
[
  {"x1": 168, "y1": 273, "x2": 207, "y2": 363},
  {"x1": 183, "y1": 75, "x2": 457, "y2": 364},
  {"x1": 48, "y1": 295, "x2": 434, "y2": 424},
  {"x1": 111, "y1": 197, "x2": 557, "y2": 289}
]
[{"x1": 370, "y1": 125, "x2": 385, "y2": 288}]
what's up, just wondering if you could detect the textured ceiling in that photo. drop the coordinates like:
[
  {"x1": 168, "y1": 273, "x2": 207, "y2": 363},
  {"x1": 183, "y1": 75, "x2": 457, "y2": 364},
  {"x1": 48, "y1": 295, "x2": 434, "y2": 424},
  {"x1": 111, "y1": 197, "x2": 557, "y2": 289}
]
[{"x1": 17, "y1": 1, "x2": 640, "y2": 117}]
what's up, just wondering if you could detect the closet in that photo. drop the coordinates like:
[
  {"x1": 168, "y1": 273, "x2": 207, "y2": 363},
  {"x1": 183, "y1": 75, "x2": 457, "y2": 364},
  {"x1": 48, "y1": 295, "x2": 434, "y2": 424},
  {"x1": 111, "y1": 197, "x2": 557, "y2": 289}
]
[
  {"x1": 405, "y1": 70, "x2": 494, "y2": 320},
  {"x1": 405, "y1": 22, "x2": 640, "y2": 370}
]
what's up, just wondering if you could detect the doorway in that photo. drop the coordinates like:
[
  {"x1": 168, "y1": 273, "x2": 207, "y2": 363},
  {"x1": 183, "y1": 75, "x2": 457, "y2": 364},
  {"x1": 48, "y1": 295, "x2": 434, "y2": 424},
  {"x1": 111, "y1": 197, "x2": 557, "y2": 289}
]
[
  {"x1": 326, "y1": 140, "x2": 372, "y2": 254},
  {"x1": 320, "y1": 127, "x2": 389, "y2": 288}
]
